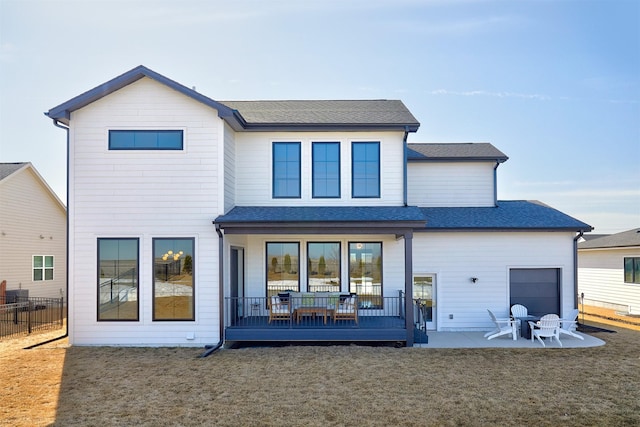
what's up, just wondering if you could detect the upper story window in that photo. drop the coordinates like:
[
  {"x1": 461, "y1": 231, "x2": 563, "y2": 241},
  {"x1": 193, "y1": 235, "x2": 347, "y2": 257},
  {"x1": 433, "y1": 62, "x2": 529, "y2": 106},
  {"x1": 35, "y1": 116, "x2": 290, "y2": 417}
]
[
  {"x1": 33, "y1": 255, "x2": 54, "y2": 281},
  {"x1": 624, "y1": 257, "x2": 640, "y2": 284},
  {"x1": 312, "y1": 142, "x2": 340, "y2": 198},
  {"x1": 109, "y1": 130, "x2": 183, "y2": 150},
  {"x1": 352, "y1": 142, "x2": 380, "y2": 198},
  {"x1": 273, "y1": 142, "x2": 301, "y2": 198}
]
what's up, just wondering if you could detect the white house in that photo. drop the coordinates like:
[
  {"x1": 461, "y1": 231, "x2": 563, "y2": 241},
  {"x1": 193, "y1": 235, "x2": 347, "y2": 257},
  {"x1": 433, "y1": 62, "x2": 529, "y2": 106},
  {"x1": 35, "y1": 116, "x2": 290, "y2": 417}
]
[
  {"x1": 578, "y1": 228, "x2": 640, "y2": 315},
  {"x1": 46, "y1": 66, "x2": 591, "y2": 347},
  {"x1": 0, "y1": 162, "x2": 67, "y2": 301}
]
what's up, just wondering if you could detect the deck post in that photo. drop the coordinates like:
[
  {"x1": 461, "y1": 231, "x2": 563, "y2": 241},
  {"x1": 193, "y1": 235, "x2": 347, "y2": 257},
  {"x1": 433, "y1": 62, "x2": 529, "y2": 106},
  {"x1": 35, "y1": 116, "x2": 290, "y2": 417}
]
[{"x1": 404, "y1": 230, "x2": 414, "y2": 346}]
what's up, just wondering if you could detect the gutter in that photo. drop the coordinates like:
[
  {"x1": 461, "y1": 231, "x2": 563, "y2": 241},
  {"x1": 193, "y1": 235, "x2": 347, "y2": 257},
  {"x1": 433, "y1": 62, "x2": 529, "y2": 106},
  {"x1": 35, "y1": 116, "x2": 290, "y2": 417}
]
[
  {"x1": 199, "y1": 223, "x2": 225, "y2": 357},
  {"x1": 573, "y1": 231, "x2": 584, "y2": 311},
  {"x1": 26, "y1": 118, "x2": 70, "y2": 348}
]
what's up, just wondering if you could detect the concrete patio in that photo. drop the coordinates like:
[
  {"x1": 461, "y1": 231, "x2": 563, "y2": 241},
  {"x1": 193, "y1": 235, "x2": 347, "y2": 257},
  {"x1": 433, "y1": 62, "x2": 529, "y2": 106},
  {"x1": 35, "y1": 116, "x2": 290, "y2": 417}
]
[{"x1": 414, "y1": 330, "x2": 605, "y2": 348}]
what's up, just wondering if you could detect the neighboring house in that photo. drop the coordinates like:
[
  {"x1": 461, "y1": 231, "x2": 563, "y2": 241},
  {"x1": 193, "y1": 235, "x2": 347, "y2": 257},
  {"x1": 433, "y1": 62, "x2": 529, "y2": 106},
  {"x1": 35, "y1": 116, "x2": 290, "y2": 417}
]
[
  {"x1": 578, "y1": 228, "x2": 640, "y2": 315},
  {"x1": 45, "y1": 66, "x2": 591, "y2": 347},
  {"x1": 0, "y1": 162, "x2": 67, "y2": 301}
]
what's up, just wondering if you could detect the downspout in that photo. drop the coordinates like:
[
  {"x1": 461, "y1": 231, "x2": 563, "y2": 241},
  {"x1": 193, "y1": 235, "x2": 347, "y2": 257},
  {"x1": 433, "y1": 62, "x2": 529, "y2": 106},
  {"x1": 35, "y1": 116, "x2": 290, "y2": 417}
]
[
  {"x1": 199, "y1": 223, "x2": 225, "y2": 357},
  {"x1": 26, "y1": 118, "x2": 70, "y2": 348},
  {"x1": 403, "y1": 126, "x2": 409, "y2": 206},
  {"x1": 493, "y1": 162, "x2": 499, "y2": 207},
  {"x1": 573, "y1": 231, "x2": 584, "y2": 311}
]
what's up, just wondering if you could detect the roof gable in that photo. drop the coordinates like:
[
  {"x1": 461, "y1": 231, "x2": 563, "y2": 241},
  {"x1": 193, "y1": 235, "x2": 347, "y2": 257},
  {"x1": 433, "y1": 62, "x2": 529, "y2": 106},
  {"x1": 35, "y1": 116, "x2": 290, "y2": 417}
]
[
  {"x1": 0, "y1": 162, "x2": 28, "y2": 181},
  {"x1": 579, "y1": 228, "x2": 640, "y2": 249},
  {"x1": 0, "y1": 162, "x2": 66, "y2": 212}
]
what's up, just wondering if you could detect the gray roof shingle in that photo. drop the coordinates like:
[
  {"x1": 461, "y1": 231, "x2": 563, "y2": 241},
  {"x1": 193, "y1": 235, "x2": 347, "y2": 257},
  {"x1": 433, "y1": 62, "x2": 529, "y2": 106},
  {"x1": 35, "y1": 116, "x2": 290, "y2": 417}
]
[
  {"x1": 407, "y1": 143, "x2": 508, "y2": 162},
  {"x1": 578, "y1": 228, "x2": 640, "y2": 249},
  {"x1": 0, "y1": 162, "x2": 27, "y2": 181}
]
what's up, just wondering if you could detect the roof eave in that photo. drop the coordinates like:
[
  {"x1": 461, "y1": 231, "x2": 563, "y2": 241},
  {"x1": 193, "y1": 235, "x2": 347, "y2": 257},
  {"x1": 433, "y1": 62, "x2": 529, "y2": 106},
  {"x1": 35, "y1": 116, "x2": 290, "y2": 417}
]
[
  {"x1": 236, "y1": 123, "x2": 420, "y2": 132},
  {"x1": 408, "y1": 157, "x2": 508, "y2": 163}
]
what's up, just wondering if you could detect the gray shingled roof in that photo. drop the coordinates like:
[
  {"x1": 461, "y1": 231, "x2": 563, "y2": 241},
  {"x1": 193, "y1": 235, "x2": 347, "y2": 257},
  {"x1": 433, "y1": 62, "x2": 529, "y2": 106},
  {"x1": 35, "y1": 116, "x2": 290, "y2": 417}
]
[
  {"x1": 0, "y1": 162, "x2": 27, "y2": 181},
  {"x1": 214, "y1": 201, "x2": 592, "y2": 232},
  {"x1": 219, "y1": 100, "x2": 420, "y2": 130},
  {"x1": 407, "y1": 143, "x2": 508, "y2": 162},
  {"x1": 419, "y1": 201, "x2": 592, "y2": 231},
  {"x1": 578, "y1": 228, "x2": 640, "y2": 249}
]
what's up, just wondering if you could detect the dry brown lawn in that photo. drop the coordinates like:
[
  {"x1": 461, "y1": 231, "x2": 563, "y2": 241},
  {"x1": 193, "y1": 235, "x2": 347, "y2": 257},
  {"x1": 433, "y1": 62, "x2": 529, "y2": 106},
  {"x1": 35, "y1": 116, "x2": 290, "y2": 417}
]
[{"x1": 1, "y1": 320, "x2": 639, "y2": 427}]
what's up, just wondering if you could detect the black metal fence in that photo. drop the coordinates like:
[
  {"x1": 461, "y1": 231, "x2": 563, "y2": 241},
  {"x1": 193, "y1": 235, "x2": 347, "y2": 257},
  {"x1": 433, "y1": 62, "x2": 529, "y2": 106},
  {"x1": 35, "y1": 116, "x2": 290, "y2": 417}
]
[{"x1": 0, "y1": 297, "x2": 65, "y2": 339}]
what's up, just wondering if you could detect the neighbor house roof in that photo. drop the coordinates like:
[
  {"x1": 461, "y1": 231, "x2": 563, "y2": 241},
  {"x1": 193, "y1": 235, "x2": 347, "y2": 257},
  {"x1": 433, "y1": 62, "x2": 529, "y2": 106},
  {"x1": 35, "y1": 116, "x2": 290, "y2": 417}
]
[
  {"x1": 419, "y1": 200, "x2": 592, "y2": 231},
  {"x1": 0, "y1": 162, "x2": 28, "y2": 181},
  {"x1": 46, "y1": 65, "x2": 420, "y2": 132},
  {"x1": 407, "y1": 143, "x2": 508, "y2": 162},
  {"x1": 214, "y1": 201, "x2": 592, "y2": 233},
  {"x1": 578, "y1": 228, "x2": 640, "y2": 249}
]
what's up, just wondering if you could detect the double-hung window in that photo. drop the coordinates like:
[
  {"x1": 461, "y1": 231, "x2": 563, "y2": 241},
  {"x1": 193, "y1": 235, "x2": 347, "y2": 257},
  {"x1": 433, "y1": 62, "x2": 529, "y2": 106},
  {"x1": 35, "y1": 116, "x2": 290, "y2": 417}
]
[
  {"x1": 312, "y1": 142, "x2": 340, "y2": 198},
  {"x1": 352, "y1": 142, "x2": 380, "y2": 198},
  {"x1": 624, "y1": 257, "x2": 640, "y2": 284},
  {"x1": 97, "y1": 239, "x2": 139, "y2": 321},
  {"x1": 273, "y1": 142, "x2": 301, "y2": 198},
  {"x1": 33, "y1": 255, "x2": 54, "y2": 281},
  {"x1": 109, "y1": 130, "x2": 183, "y2": 150}
]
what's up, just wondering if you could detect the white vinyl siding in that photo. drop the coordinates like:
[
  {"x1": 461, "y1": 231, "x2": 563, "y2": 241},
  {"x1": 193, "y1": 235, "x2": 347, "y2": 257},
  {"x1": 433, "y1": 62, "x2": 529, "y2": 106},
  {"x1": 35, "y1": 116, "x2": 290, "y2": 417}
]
[
  {"x1": 0, "y1": 166, "x2": 66, "y2": 299},
  {"x1": 67, "y1": 77, "x2": 222, "y2": 346},
  {"x1": 234, "y1": 131, "x2": 405, "y2": 206},
  {"x1": 413, "y1": 232, "x2": 576, "y2": 331},
  {"x1": 578, "y1": 248, "x2": 640, "y2": 315},
  {"x1": 407, "y1": 161, "x2": 496, "y2": 207}
]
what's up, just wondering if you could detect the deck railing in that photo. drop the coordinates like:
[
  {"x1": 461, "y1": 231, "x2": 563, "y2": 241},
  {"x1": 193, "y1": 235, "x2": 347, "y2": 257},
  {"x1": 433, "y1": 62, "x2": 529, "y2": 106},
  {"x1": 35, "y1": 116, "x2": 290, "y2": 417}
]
[{"x1": 226, "y1": 294, "x2": 406, "y2": 329}]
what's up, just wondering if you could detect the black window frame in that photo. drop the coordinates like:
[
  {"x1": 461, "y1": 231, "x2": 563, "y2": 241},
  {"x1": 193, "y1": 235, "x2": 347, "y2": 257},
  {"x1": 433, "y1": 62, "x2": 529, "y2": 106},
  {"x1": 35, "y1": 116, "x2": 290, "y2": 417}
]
[
  {"x1": 152, "y1": 237, "x2": 195, "y2": 321},
  {"x1": 351, "y1": 141, "x2": 380, "y2": 198},
  {"x1": 108, "y1": 130, "x2": 184, "y2": 150},
  {"x1": 97, "y1": 238, "x2": 140, "y2": 322},
  {"x1": 266, "y1": 242, "x2": 300, "y2": 297},
  {"x1": 624, "y1": 257, "x2": 640, "y2": 284},
  {"x1": 312, "y1": 142, "x2": 341, "y2": 198},
  {"x1": 307, "y1": 242, "x2": 341, "y2": 292},
  {"x1": 272, "y1": 142, "x2": 301, "y2": 198},
  {"x1": 348, "y1": 241, "x2": 383, "y2": 309}
]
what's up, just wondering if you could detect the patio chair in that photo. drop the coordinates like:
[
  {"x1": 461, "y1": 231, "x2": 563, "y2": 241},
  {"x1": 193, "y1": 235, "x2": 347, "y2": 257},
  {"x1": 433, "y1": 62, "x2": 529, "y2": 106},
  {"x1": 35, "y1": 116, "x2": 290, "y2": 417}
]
[
  {"x1": 528, "y1": 314, "x2": 562, "y2": 347},
  {"x1": 510, "y1": 304, "x2": 528, "y2": 337},
  {"x1": 559, "y1": 308, "x2": 583, "y2": 340},
  {"x1": 484, "y1": 309, "x2": 517, "y2": 341},
  {"x1": 268, "y1": 295, "x2": 291, "y2": 323},
  {"x1": 334, "y1": 295, "x2": 358, "y2": 324}
]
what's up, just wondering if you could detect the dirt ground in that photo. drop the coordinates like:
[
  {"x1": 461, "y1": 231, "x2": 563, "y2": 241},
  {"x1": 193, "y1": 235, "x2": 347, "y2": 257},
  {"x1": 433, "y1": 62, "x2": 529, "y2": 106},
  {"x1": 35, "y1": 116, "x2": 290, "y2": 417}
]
[{"x1": 1, "y1": 308, "x2": 639, "y2": 426}]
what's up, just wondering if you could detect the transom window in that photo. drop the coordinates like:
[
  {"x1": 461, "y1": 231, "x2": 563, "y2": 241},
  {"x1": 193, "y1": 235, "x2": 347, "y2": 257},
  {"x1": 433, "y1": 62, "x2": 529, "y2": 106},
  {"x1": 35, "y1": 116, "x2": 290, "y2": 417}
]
[
  {"x1": 33, "y1": 255, "x2": 54, "y2": 281},
  {"x1": 312, "y1": 142, "x2": 340, "y2": 198},
  {"x1": 109, "y1": 130, "x2": 183, "y2": 150},
  {"x1": 624, "y1": 257, "x2": 640, "y2": 284},
  {"x1": 266, "y1": 242, "x2": 300, "y2": 297},
  {"x1": 97, "y1": 239, "x2": 139, "y2": 321},
  {"x1": 352, "y1": 142, "x2": 380, "y2": 198},
  {"x1": 349, "y1": 242, "x2": 382, "y2": 308},
  {"x1": 272, "y1": 142, "x2": 301, "y2": 198},
  {"x1": 307, "y1": 242, "x2": 341, "y2": 292},
  {"x1": 153, "y1": 238, "x2": 195, "y2": 321}
]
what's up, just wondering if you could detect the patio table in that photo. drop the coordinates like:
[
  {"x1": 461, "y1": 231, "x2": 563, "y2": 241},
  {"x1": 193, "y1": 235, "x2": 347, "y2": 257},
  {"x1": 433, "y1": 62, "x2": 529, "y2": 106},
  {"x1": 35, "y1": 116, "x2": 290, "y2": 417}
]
[
  {"x1": 294, "y1": 306, "x2": 329, "y2": 324},
  {"x1": 514, "y1": 315, "x2": 540, "y2": 339}
]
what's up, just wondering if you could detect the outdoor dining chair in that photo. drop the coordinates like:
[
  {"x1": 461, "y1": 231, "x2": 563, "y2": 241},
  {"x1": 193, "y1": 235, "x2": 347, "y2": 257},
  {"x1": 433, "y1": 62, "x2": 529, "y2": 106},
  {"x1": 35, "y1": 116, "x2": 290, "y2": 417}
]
[{"x1": 528, "y1": 313, "x2": 562, "y2": 347}]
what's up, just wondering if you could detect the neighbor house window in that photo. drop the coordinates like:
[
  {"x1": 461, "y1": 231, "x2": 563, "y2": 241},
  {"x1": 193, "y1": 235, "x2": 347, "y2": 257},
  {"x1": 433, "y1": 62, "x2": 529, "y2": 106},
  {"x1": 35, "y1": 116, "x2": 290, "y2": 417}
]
[
  {"x1": 624, "y1": 257, "x2": 640, "y2": 284},
  {"x1": 308, "y1": 242, "x2": 341, "y2": 292},
  {"x1": 33, "y1": 255, "x2": 54, "y2": 281},
  {"x1": 109, "y1": 130, "x2": 183, "y2": 150},
  {"x1": 98, "y1": 239, "x2": 139, "y2": 321},
  {"x1": 349, "y1": 242, "x2": 382, "y2": 308},
  {"x1": 153, "y1": 238, "x2": 195, "y2": 321},
  {"x1": 266, "y1": 242, "x2": 299, "y2": 297},
  {"x1": 352, "y1": 142, "x2": 380, "y2": 198},
  {"x1": 273, "y1": 142, "x2": 301, "y2": 198},
  {"x1": 312, "y1": 142, "x2": 340, "y2": 198}
]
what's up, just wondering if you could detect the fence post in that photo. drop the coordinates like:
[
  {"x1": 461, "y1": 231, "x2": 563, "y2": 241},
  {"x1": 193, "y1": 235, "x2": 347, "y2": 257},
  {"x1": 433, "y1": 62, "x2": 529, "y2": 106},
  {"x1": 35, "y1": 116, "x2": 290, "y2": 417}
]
[
  {"x1": 28, "y1": 300, "x2": 33, "y2": 334},
  {"x1": 60, "y1": 297, "x2": 64, "y2": 327}
]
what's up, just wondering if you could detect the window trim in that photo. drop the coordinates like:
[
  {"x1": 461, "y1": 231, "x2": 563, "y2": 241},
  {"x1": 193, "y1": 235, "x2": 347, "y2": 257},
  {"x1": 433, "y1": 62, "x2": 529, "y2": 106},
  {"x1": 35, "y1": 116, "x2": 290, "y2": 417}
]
[
  {"x1": 266, "y1": 242, "x2": 300, "y2": 297},
  {"x1": 152, "y1": 237, "x2": 196, "y2": 321},
  {"x1": 307, "y1": 242, "x2": 341, "y2": 292},
  {"x1": 33, "y1": 255, "x2": 54, "y2": 282},
  {"x1": 624, "y1": 257, "x2": 640, "y2": 284},
  {"x1": 108, "y1": 130, "x2": 184, "y2": 150},
  {"x1": 272, "y1": 141, "x2": 301, "y2": 199},
  {"x1": 97, "y1": 238, "x2": 140, "y2": 322},
  {"x1": 312, "y1": 142, "x2": 341, "y2": 198},
  {"x1": 351, "y1": 141, "x2": 381, "y2": 198}
]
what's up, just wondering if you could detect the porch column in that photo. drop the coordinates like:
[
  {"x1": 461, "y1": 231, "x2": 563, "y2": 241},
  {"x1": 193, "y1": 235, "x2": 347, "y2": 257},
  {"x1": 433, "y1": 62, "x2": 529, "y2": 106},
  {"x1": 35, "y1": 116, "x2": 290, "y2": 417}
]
[{"x1": 404, "y1": 230, "x2": 414, "y2": 346}]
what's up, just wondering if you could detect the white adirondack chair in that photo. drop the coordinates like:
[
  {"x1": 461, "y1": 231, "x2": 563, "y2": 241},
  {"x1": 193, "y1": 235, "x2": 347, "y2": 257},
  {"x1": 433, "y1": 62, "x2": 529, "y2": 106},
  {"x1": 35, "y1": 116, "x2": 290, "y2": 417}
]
[
  {"x1": 510, "y1": 304, "x2": 528, "y2": 337},
  {"x1": 528, "y1": 314, "x2": 562, "y2": 347},
  {"x1": 484, "y1": 309, "x2": 517, "y2": 341},
  {"x1": 559, "y1": 308, "x2": 584, "y2": 340}
]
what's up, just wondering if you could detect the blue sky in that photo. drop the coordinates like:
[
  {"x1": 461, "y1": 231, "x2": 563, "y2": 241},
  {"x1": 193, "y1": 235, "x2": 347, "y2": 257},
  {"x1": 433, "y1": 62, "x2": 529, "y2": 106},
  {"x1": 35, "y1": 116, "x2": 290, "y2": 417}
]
[{"x1": 1, "y1": 0, "x2": 638, "y2": 233}]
